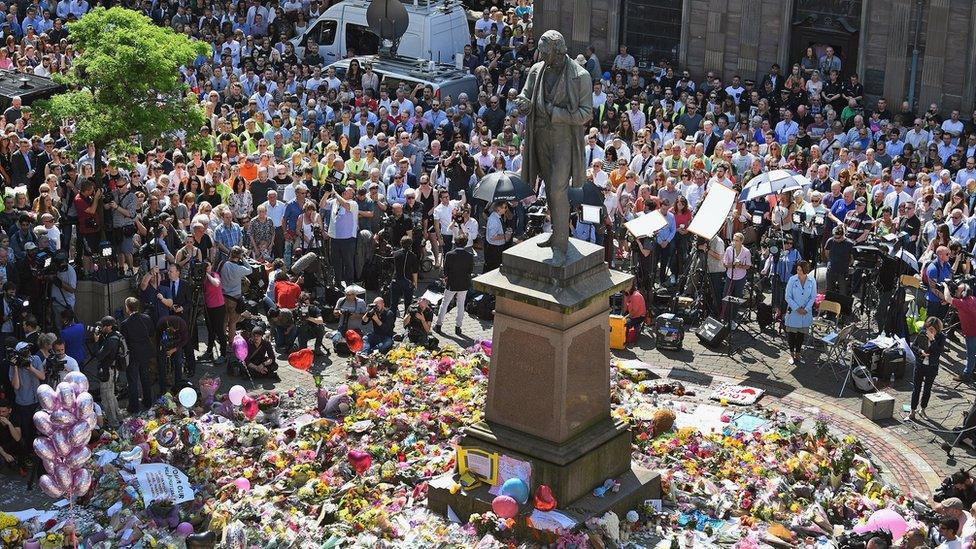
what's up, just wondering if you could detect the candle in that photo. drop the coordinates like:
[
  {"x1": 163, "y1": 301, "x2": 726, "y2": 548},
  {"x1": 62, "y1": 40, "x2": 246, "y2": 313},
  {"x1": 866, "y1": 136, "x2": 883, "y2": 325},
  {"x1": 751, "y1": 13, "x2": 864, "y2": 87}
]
[{"x1": 24, "y1": 540, "x2": 40, "y2": 549}]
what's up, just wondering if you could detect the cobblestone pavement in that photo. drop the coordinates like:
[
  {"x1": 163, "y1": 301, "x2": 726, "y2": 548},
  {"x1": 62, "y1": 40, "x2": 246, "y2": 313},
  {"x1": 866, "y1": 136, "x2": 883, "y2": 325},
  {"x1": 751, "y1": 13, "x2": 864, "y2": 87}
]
[{"x1": 2, "y1": 266, "x2": 972, "y2": 508}]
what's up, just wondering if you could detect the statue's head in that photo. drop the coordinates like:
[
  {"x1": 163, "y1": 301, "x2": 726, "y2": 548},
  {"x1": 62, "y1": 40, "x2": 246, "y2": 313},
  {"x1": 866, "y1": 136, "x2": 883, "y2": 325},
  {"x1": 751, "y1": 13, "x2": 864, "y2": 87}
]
[{"x1": 538, "y1": 30, "x2": 568, "y2": 64}]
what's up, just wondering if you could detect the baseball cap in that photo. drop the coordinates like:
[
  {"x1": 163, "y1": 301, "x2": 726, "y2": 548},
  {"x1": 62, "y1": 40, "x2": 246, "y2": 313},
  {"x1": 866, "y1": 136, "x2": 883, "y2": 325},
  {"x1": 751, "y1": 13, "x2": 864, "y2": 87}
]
[
  {"x1": 855, "y1": 197, "x2": 867, "y2": 205},
  {"x1": 14, "y1": 342, "x2": 29, "y2": 352},
  {"x1": 98, "y1": 316, "x2": 117, "y2": 327}
]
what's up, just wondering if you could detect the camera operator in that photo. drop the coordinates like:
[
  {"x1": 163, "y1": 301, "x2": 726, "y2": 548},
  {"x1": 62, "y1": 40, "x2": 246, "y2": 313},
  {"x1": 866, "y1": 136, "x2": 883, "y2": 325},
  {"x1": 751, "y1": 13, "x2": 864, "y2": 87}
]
[
  {"x1": 451, "y1": 202, "x2": 479, "y2": 251},
  {"x1": 402, "y1": 297, "x2": 434, "y2": 347},
  {"x1": 8, "y1": 341, "x2": 42, "y2": 454},
  {"x1": 109, "y1": 174, "x2": 138, "y2": 275},
  {"x1": 48, "y1": 250, "x2": 76, "y2": 330},
  {"x1": 332, "y1": 286, "x2": 367, "y2": 351},
  {"x1": 294, "y1": 292, "x2": 327, "y2": 356},
  {"x1": 380, "y1": 202, "x2": 414, "y2": 248},
  {"x1": 436, "y1": 243, "x2": 474, "y2": 336},
  {"x1": 220, "y1": 246, "x2": 254, "y2": 358},
  {"x1": 120, "y1": 298, "x2": 154, "y2": 413},
  {"x1": 45, "y1": 338, "x2": 78, "y2": 385},
  {"x1": 91, "y1": 317, "x2": 122, "y2": 428},
  {"x1": 390, "y1": 236, "x2": 419, "y2": 315},
  {"x1": 0, "y1": 399, "x2": 21, "y2": 471},
  {"x1": 361, "y1": 297, "x2": 395, "y2": 355},
  {"x1": 761, "y1": 236, "x2": 801, "y2": 318},
  {"x1": 442, "y1": 141, "x2": 476, "y2": 201},
  {"x1": 935, "y1": 471, "x2": 976, "y2": 508},
  {"x1": 241, "y1": 325, "x2": 276, "y2": 377},
  {"x1": 824, "y1": 225, "x2": 855, "y2": 294},
  {"x1": 156, "y1": 313, "x2": 189, "y2": 395},
  {"x1": 73, "y1": 179, "x2": 103, "y2": 274},
  {"x1": 485, "y1": 201, "x2": 512, "y2": 272},
  {"x1": 174, "y1": 233, "x2": 203, "y2": 278}
]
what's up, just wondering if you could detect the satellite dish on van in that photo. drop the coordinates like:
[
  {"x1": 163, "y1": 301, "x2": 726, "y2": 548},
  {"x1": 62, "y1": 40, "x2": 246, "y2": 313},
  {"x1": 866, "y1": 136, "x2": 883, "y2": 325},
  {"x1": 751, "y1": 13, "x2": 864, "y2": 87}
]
[{"x1": 366, "y1": 0, "x2": 409, "y2": 47}]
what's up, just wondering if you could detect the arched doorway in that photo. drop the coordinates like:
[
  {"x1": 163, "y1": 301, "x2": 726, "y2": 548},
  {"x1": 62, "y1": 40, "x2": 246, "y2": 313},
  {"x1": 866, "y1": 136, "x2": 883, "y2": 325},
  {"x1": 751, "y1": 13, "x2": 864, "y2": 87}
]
[{"x1": 789, "y1": 0, "x2": 862, "y2": 77}]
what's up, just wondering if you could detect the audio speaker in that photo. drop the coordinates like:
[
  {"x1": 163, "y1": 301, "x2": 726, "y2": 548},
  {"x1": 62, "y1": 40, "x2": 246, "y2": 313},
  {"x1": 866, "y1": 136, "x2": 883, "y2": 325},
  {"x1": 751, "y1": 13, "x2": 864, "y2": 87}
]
[{"x1": 695, "y1": 316, "x2": 729, "y2": 347}]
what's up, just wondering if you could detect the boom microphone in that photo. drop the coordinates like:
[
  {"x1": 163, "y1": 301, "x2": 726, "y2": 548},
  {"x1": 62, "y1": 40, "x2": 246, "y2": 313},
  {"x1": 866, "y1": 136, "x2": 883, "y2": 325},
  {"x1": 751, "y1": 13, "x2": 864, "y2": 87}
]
[{"x1": 290, "y1": 251, "x2": 321, "y2": 276}]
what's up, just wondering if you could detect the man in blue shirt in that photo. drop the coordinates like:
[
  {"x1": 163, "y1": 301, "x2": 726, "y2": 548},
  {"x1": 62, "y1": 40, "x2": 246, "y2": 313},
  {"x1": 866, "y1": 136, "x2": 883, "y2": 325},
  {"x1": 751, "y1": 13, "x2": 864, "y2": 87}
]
[
  {"x1": 654, "y1": 206, "x2": 677, "y2": 286},
  {"x1": 926, "y1": 246, "x2": 953, "y2": 320},
  {"x1": 827, "y1": 187, "x2": 855, "y2": 232},
  {"x1": 282, "y1": 184, "x2": 307, "y2": 267}
]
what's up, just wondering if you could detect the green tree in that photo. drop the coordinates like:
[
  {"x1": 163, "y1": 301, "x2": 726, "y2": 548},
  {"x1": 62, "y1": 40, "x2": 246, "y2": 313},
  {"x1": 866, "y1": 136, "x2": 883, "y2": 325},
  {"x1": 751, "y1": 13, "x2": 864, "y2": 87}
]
[{"x1": 34, "y1": 7, "x2": 209, "y2": 173}]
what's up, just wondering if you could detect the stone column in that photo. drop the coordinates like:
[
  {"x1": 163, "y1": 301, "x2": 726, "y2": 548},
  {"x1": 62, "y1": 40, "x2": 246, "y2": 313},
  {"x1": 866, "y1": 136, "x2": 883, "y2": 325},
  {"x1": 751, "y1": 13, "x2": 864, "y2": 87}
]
[
  {"x1": 882, "y1": 0, "x2": 913, "y2": 105},
  {"x1": 963, "y1": 0, "x2": 976, "y2": 111},
  {"x1": 777, "y1": 0, "x2": 794, "y2": 70},
  {"x1": 918, "y1": 0, "x2": 949, "y2": 109}
]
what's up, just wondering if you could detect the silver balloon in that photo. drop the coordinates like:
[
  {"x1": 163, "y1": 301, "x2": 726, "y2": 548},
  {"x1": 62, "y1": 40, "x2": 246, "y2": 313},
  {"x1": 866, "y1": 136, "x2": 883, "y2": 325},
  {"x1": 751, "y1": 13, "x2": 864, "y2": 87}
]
[
  {"x1": 68, "y1": 420, "x2": 92, "y2": 447},
  {"x1": 38, "y1": 474, "x2": 64, "y2": 499},
  {"x1": 52, "y1": 429, "x2": 72, "y2": 456},
  {"x1": 54, "y1": 463, "x2": 72, "y2": 492},
  {"x1": 33, "y1": 437, "x2": 58, "y2": 462},
  {"x1": 42, "y1": 456, "x2": 63, "y2": 476},
  {"x1": 85, "y1": 415, "x2": 97, "y2": 429},
  {"x1": 71, "y1": 468, "x2": 92, "y2": 496},
  {"x1": 33, "y1": 410, "x2": 54, "y2": 436},
  {"x1": 63, "y1": 371, "x2": 89, "y2": 394},
  {"x1": 64, "y1": 446, "x2": 91, "y2": 469},
  {"x1": 75, "y1": 392, "x2": 94, "y2": 419},
  {"x1": 36, "y1": 384, "x2": 59, "y2": 412},
  {"x1": 50, "y1": 408, "x2": 76, "y2": 427},
  {"x1": 56, "y1": 382, "x2": 76, "y2": 411}
]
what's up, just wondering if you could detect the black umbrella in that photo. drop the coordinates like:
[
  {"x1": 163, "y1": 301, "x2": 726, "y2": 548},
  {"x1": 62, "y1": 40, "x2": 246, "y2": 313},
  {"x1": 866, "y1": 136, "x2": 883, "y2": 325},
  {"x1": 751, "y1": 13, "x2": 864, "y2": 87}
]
[{"x1": 472, "y1": 171, "x2": 534, "y2": 203}]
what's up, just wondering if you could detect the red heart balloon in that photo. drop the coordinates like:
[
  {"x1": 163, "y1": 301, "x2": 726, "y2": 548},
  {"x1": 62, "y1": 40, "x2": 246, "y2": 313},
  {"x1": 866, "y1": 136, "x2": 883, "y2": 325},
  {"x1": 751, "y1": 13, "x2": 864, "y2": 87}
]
[
  {"x1": 346, "y1": 330, "x2": 363, "y2": 353},
  {"x1": 288, "y1": 348, "x2": 313, "y2": 371},
  {"x1": 241, "y1": 395, "x2": 258, "y2": 421},
  {"x1": 347, "y1": 449, "x2": 372, "y2": 475},
  {"x1": 533, "y1": 484, "x2": 557, "y2": 511}
]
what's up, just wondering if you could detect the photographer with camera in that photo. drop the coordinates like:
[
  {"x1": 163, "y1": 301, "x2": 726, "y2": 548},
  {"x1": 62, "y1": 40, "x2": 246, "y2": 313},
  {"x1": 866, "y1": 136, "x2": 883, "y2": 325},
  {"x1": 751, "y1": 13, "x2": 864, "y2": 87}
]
[
  {"x1": 451, "y1": 202, "x2": 478, "y2": 251},
  {"x1": 8, "y1": 340, "x2": 43, "y2": 456},
  {"x1": 44, "y1": 338, "x2": 78, "y2": 385},
  {"x1": 361, "y1": 296, "x2": 396, "y2": 355},
  {"x1": 761, "y1": 235, "x2": 801, "y2": 319},
  {"x1": 220, "y1": 246, "x2": 254, "y2": 359},
  {"x1": 326, "y1": 185, "x2": 359, "y2": 288},
  {"x1": 443, "y1": 141, "x2": 476, "y2": 201},
  {"x1": 935, "y1": 471, "x2": 976, "y2": 508},
  {"x1": 267, "y1": 307, "x2": 297, "y2": 358},
  {"x1": 73, "y1": 179, "x2": 103, "y2": 275},
  {"x1": 402, "y1": 297, "x2": 434, "y2": 347},
  {"x1": 91, "y1": 317, "x2": 122, "y2": 428},
  {"x1": 109, "y1": 174, "x2": 138, "y2": 275},
  {"x1": 332, "y1": 286, "x2": 367, "y2": 351},
  {"x1": 120, "y1": 298, "x2": 155, "y2": 413},
  {"x1": 390, "y1": 236, "x2": 419, "y2": 316},
  {"x1": 45, "y1": 250, "x2": 76, "y2": 330}
]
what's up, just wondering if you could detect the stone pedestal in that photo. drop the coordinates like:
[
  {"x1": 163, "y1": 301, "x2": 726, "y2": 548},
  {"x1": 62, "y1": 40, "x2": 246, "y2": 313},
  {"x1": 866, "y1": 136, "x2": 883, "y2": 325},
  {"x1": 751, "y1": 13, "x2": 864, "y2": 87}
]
[{"x1": 428, "y1": 235, "x2": 660, "y2": 527}]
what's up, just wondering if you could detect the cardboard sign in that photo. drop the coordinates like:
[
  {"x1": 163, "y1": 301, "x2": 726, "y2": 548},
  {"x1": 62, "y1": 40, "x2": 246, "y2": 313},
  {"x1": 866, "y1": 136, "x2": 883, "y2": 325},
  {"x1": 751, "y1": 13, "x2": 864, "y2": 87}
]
[
  {"x1": 456, "y1": 447, "x2": 499, "y2": 485},
  {"x1": 135, "y1": 463, "x2": 195, "y2": 507},
  {"x1": 709, "y1": 384, "x2": 764, "y2": 405}
]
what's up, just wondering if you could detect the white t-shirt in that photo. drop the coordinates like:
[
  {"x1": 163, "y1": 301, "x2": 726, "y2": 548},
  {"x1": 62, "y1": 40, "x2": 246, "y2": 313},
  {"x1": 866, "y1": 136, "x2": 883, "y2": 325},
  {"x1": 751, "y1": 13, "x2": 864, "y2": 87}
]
[
  {"x1": 432, "y1": 201, "x2": 458, "y2": 236},
  {"x1": 52, "y1": 264, "x2": 77, "y2": 308},
  {"x1": 453, "y1": 218, "x2": 479, "y2": 248}
]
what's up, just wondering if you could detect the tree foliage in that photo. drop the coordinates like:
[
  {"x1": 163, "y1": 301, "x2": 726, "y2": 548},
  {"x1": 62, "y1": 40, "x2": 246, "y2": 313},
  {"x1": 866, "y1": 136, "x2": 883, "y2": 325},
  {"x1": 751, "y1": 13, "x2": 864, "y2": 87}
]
[{"x1": 34, "y1": 7, "x2": 210, "y2": 157}]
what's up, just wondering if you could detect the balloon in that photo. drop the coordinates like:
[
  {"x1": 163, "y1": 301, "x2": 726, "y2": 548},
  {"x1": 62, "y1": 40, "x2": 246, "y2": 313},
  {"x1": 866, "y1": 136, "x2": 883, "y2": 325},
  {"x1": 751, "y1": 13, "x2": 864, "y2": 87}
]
[
  {"x1": 52, "y1": 429, "x2": 72, "y2": 456},
  {"x1": 861, "y1": 508, "x2": 909, "y2": 540},
  {"x1": 347, "y1": 449, "x2": 372, "y2": 475},
  {"x1": 63, "y1": 371, "x2": 89, "y2": 394},
  {"x1": 119, "y1": 446, "x2": 143, "y2": 465},
  {"x1": 288, "y1": 348, "x2": 313, "y2": 371},
  {"x1": 499, "y1": 478, "x2": 529, "y2": 504},
  {"x1": 228, "y1": 385, "x2": 246, "y2": 406},
  {"x1": 233, "y1": 477, "x2": 251, "y2": 491},
  {"x1": 33, "y1": 410, "x2": 54, "y2": 436},
  {"x1": 56, "y1": 382, "x2": 76, "y2": 411},
  {"x1": 241, "y1": 395, "x2": 258, "y2": 420},
  {"x1": 345, "y1": 330, "x2": 363, "y2": 353},
  {"x1": 155, "y1": 425, "x2": 179, "y2": 448},
  {"x1": 36, "y1": 384, "x2": 59, "y2": 411},
  {"x1": 176, "y1": 522, "x2": 194, "y2": 537},
  {"x1": 54, "y1": 464, "x2": 72, "y2": 492},
  {"x1": 33, "y1": 437, "x2": 58, "y2": 461},
  {"x1": 68, "y1": 420, "x2": 93, "y2": 447},
  {"x1": 533, "y1": 484, "x2": 557, "y2": 511},
  {"x1": 64, "y1": 446, "x2": 92, "y2": 469},
  {"x1": 178, "y1": 387, "x2": 198, "y2": 408},
  {"x1": 50, "y1": 408, "x2": 76, "y2": 427},
  {"x1": 85, "y1": 415, "x2": 97, "y2": 429},
  {"x1": 323, "y1": 394, "x2": 352, "y2": 419},
  {"x1": 75, "y1": 393, "x2": 95, "y2": 420},
  {"x1": 232, "y1": 334, "x2": 249, "y2": 362},
  {"x1": 42, "y1": 457, "x2": 63, "y2": 476},
  {"x1": 491, "y1": 495, "x2": 519, "y2": 518},
  {"x1": 71, "y1": 468, "x2": 93, "y2": 496},
  {"x1": 38, "y1": 474, "x2": 64, "y2": 498}
]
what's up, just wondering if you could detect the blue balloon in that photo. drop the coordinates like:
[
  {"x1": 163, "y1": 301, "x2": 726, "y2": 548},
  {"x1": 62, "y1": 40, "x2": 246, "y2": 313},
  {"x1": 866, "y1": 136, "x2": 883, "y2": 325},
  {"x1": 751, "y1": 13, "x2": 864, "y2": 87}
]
[
  {"x1": 499, "y1": 478, "x2": 529, "y2": 504},
  {"x1": 602, "y1": 72, "x2": 611, "y2": 81}
]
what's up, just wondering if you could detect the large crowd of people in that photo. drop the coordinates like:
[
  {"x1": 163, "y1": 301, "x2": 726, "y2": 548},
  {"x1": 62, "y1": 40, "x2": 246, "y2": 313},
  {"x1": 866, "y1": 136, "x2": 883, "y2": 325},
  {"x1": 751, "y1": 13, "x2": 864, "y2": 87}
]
[{"x1": 0, "y1": 0, "x2": 973, "y2": 542}]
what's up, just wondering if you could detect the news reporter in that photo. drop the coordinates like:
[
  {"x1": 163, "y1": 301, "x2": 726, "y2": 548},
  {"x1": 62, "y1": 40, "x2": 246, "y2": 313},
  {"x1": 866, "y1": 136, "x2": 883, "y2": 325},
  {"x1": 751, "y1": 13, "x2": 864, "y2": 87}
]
[
  {"x1": 784, "y1": 260, "x2": 817, "y2": 365},
  {"x1": 722, "y1": 232, "x2": 752, "y2": 323}
]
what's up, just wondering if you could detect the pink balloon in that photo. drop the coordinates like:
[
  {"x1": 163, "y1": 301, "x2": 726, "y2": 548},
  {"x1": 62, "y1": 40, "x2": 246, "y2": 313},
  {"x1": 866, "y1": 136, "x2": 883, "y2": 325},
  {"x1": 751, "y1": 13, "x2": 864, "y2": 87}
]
[
  {"x1": 68, "y1": 420, "x2": 93, "y2": 447},
  {"x1": 56, "y1": 382, "x2": 76, "y2": 411},
  {"x1": 39, "y1": 474, "x2": 64, "y2": 498},
  {"x1": 64, "y1": 446, "x2": 91, "y2": 469},
  {"x1": 233, "y1": 477, "x2": 251, "y2": 491},
  {"x1": 491, "y1": 495, "x2": 519, "y2": 519},
  {"x1": 50, "y1": 408, "x2": 76, "y2": 428},
  {"x1": 71, "y1": 468, "x2": 92, "y2": 496},
  {"x1": 42, "y1": 457, "x2": 63, "y2": 476},
  {"x1": 233, "y1": 334, "x2": 249, "y2": 362},
  {"x1": 228, "y1": 385, "x2": 246, "y2": 406},
  {"x1": 176, "y1": 522, "x2": 194, "y2": 537},
  {"x1": 52, "y1": 429, "x2": 72, "y2": 456},
  {"x1": 33, "y1": 437, "x2": 58, "y2": 462},
  {"x1": 36, "y1": 384, "x2": 59, "y2": 412},
  {"x1": 75, "y1": 393, "x2": 95, "y2": 420},
  {"x1": 33, "y1": 410, "x2": 53, "y2": 436},
  {"x1": 865, "y1": 508, "x2": 909, "y2": 540},
  {"x1": 85, "y1": 415, "x2": 97, "y2": 429},
  {"x1": 241, "y1": 395, "x2": 258, "y2": 420},
  {"x1": 54, "y1": 465, "x2": 72, "y2": 492},
  {"x1": 63, "y1": 371, "x2": 89, "y2": 395}
]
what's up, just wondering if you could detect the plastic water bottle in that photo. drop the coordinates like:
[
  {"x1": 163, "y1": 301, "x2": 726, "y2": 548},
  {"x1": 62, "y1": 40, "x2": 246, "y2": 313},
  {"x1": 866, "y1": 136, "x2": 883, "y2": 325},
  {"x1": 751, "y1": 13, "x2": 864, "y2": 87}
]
[{"x1": 890, "y1": 372, "x2": 896, "y2": 385}]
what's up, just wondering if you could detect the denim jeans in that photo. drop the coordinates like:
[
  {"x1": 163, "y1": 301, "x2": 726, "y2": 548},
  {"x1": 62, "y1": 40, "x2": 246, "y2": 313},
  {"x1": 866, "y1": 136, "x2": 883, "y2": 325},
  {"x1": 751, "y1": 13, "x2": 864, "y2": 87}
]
[
  {"x1": 362, "y1": 332, "x2": 393, "y2": 354},
  {"x1": 389, "y1": 278, "x2": 415, "y2": 316},
  {"x1": 965, "y1": 336, "x2": 976, "y2": 376},
  {"x1": 330, "y1": 237, "x2": 357, "y2": 287}
]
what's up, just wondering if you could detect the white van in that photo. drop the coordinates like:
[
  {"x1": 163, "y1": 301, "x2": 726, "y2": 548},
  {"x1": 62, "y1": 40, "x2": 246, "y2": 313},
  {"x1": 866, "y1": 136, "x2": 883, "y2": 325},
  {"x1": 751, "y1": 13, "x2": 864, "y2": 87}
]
[{"x1": 294, "y1": 0, "x2": 471, "y2": 65}]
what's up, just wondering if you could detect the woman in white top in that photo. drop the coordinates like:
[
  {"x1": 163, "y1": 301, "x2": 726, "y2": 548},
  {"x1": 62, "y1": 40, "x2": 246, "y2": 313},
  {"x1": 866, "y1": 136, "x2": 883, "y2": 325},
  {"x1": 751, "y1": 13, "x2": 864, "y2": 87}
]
[{"x1": 294, "y1": 202, "x2": 323, "y2": 256}]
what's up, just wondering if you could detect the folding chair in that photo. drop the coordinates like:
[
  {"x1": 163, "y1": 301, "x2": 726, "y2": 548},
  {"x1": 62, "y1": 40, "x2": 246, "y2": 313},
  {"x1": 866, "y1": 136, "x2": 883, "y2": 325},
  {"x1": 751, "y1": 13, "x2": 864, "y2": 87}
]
[
  {"x1": 815, "y1": 324, "x2": 854, "y2": 380},
  {"x1": 813, "y1": 300, "x2": 842, "y2": 337}
]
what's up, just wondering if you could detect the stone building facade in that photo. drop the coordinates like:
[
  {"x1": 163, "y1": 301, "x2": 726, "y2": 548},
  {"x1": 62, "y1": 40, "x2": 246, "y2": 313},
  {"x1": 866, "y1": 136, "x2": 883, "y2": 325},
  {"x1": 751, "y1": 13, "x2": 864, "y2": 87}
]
[{"x1": 534, "y1": 0, "x2": 976, "y2": 113}]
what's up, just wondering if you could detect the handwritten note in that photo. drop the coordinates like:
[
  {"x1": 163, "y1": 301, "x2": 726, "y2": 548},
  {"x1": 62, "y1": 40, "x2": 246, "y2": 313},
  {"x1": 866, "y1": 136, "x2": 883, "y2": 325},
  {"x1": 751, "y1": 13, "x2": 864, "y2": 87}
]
[{"x1": 488, "y1": 454, "x2": 532, "y2": 496}]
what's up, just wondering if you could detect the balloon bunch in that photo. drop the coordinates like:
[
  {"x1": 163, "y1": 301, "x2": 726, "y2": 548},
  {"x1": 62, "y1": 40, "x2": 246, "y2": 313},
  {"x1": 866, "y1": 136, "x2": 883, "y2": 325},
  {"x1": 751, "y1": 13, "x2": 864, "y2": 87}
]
[{"x1": 32, "y1": 372, "x2": 95, "y2": 500}]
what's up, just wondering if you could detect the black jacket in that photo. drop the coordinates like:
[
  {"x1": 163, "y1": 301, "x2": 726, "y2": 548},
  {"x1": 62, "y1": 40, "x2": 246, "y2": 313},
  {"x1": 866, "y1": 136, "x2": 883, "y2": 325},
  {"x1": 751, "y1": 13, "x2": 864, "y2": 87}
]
[
  {"x1": 443, "y1": 248, "x2": 473, "y2": 292},
  {"x1": 9, "y1": 150, "x2": 33, "y2": 189},
  {"x1": 93, "y1": 331, "x2": 121, "y2": 370},
  {"x1": 121, "y1": 312, "x2": 155, "y2": 362}
]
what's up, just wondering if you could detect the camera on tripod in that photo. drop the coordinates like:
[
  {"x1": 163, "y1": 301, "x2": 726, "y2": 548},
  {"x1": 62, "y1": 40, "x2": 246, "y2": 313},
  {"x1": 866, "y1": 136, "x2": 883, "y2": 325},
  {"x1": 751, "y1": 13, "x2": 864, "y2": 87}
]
[
  {"x1": 44, "y1": 354, "x2": 65, "y2": 380},
  {"x1": 32, "y1": 249, "x2": 68, "y2": 277}
]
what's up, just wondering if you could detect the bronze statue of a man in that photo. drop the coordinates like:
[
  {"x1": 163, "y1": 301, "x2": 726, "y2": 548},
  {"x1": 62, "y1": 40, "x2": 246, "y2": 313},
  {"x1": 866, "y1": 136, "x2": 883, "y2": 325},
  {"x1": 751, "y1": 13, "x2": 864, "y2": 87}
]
[{"x1": 514, "y1": 30, "x2": 593, "y2": 264}]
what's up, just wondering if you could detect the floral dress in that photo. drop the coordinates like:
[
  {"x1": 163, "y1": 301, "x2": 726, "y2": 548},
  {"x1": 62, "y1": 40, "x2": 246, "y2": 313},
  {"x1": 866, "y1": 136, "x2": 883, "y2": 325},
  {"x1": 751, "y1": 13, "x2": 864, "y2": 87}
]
[{"x1": 229, "y1": 191, "x2": 253, "y2": 222}]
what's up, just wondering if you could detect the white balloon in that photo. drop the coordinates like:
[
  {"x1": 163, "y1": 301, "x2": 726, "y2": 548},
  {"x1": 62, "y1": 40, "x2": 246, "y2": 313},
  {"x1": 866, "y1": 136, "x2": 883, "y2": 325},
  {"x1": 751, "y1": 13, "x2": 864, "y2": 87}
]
[
  {"x1": 228, "y1": 385, "x2": 246, "y2": 406},
  {"x1": 178, "y1": 387, "x2": 198, "y2": 408}
]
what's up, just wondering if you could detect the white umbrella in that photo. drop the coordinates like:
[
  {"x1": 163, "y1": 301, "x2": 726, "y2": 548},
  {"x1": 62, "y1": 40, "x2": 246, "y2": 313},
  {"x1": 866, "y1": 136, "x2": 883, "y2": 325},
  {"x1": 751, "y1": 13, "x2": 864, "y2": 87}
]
[{"x1": 738, "y1": 169, "x2": 812, "y2": 202}]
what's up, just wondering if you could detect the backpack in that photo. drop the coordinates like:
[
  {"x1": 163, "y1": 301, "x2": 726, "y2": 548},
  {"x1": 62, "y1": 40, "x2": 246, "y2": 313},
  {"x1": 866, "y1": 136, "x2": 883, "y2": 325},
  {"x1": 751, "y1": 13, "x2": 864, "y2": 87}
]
[{"x1": 112, "y1": 333, "x2": 129, "y2": 371}]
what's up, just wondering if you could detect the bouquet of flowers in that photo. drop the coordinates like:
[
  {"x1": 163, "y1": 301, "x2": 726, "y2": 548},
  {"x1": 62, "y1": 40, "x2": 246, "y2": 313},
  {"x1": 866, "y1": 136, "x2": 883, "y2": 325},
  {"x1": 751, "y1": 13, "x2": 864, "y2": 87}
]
[
  {"x1": 198, "y1": 377, "x2": 220, "y2": 408},
  {"x1": 256, "y1": 392, "x2": 280, "y2": 412}
]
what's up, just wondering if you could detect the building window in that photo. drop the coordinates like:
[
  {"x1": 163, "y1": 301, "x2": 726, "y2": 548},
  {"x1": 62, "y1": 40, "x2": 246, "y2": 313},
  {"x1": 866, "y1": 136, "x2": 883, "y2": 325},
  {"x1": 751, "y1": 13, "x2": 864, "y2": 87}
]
[{"x1": 621, "y1": 0, "x2": 682, "y2": 67}]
